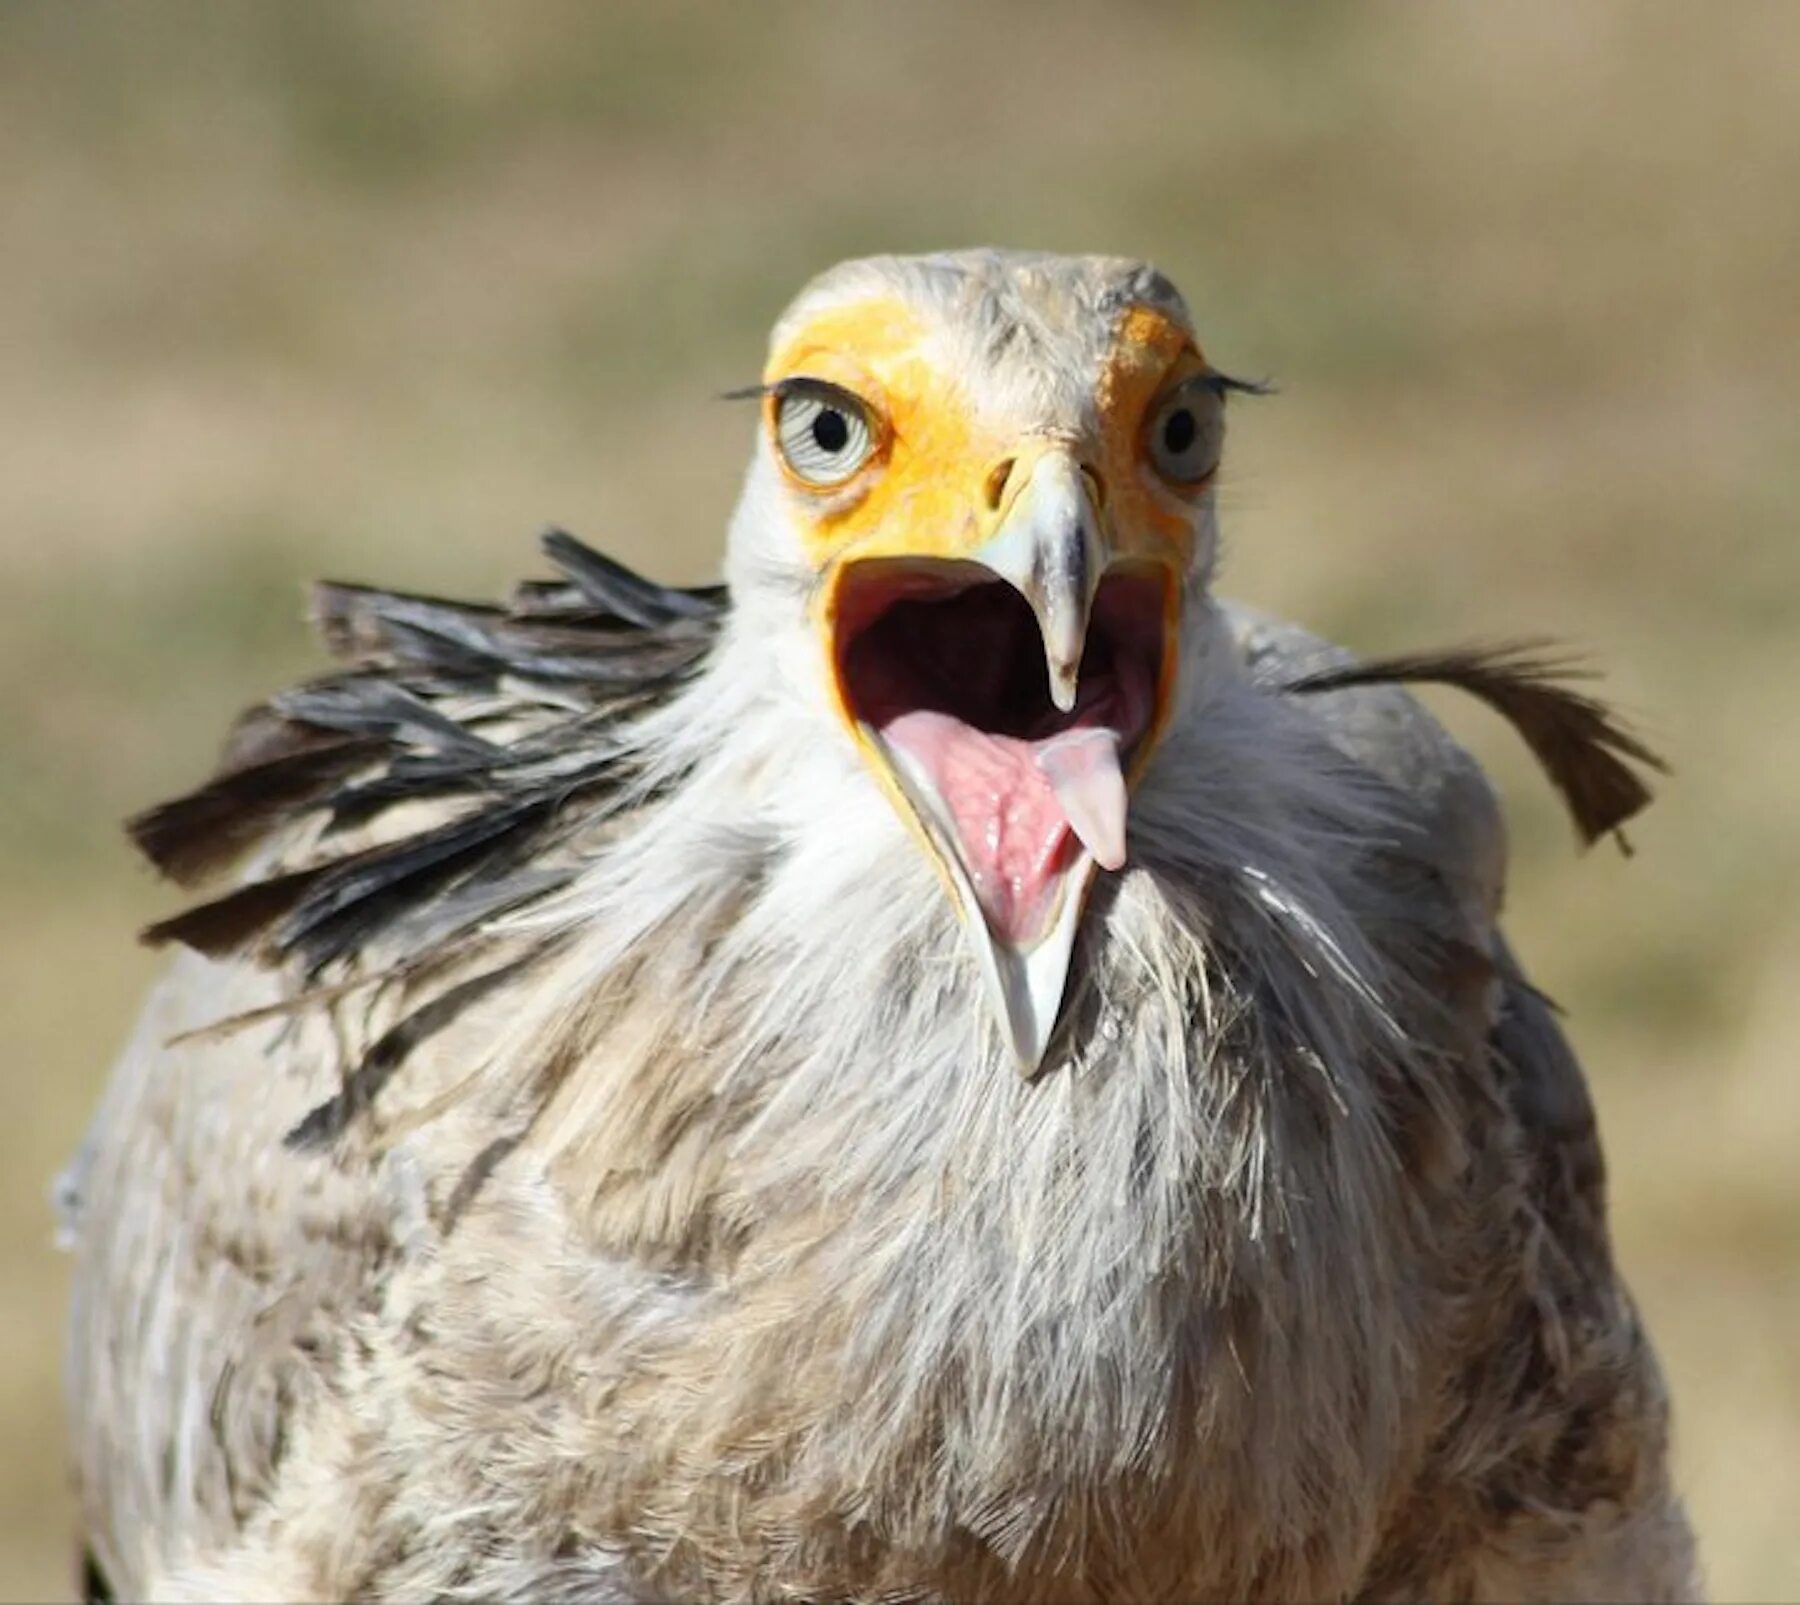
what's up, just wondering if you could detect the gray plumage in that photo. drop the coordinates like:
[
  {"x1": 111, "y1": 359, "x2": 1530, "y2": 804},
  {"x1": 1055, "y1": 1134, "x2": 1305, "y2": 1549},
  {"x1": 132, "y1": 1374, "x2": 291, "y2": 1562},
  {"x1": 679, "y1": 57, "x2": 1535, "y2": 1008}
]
[{"x1": 63, "y1": 251, "x2": 1697, "y2": 1602}]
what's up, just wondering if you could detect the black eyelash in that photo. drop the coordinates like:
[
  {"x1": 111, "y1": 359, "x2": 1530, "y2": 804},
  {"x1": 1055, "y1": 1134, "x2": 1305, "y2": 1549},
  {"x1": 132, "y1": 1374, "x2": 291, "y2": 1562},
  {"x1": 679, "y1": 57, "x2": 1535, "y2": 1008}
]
[
  {"x1": 718, "y1": 377, "x2": 871, "y2": 410},
  {"x1": 1197, "y1": 370, "x2": 1276, "y2": 398}
]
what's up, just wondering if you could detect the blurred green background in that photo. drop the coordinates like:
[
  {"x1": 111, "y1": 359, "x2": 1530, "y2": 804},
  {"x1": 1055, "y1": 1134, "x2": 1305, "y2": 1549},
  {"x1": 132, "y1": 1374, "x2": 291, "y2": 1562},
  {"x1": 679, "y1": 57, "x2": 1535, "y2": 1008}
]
[{"x1": 3, "y1": 5, "x2": 1795, "y2": 1598}]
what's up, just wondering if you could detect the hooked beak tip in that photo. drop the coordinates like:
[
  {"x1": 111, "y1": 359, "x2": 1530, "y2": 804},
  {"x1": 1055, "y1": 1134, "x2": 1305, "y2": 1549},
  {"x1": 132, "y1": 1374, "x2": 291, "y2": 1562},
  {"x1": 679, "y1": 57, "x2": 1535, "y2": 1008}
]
[{"x1": 975, "y1": 450, "x2": 1106, "y2": 721}]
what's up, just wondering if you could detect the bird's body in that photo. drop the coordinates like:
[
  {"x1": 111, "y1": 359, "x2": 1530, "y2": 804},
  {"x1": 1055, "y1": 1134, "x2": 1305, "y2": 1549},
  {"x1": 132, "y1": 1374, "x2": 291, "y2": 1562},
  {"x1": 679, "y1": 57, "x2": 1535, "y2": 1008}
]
[{"x1": 63, "y1": 252, "x2": 1697, "y2": 1602}]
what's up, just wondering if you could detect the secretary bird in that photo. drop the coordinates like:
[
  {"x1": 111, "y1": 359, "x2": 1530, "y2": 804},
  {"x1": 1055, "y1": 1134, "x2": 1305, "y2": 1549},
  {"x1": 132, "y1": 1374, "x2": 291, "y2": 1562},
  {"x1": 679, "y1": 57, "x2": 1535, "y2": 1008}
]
[{"x1": 62, "y1": 250, "x2": 1698, "y2": 1602}]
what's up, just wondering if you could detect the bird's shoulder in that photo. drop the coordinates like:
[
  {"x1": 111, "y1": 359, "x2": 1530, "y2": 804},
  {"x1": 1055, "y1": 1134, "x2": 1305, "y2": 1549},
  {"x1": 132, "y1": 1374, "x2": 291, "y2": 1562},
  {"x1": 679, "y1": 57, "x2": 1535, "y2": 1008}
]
[
  {"x1": 1218, "y1": 597, "x2": 1612, "y2": 1241},
  {"x1": 1223, "y1": 600, "x2": 1508, "y2": 942},
  {"x1": 64, "y1": 532, "x2": 726, "y2": 1596},
  {"x1": 1221, "y1": 602, "x2": 1688, "y2": 1588}
]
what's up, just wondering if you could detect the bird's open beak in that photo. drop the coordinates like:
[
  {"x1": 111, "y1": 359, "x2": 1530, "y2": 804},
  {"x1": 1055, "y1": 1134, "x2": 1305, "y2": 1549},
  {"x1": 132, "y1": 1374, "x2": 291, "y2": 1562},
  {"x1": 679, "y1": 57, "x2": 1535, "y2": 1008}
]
[{"x1": 827, "y1": 446, "x2": 1178, "y2": 1071}]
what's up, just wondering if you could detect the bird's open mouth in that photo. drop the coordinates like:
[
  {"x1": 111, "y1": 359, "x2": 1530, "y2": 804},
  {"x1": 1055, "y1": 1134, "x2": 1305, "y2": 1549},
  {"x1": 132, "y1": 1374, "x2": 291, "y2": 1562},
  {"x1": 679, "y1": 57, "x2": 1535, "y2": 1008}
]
[{"x1": 833, "y1": 559, "x2": 1169, "y2": 952}]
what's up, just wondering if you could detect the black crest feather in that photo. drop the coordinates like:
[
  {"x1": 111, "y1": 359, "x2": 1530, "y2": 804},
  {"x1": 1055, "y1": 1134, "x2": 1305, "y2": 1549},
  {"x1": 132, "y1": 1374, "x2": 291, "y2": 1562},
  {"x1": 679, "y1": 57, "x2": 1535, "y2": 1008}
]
[
  {"x1": 127, "y1": 731, "x2": 380, "y2": 889},
  {"x1": 133, "y1": 532, "x2": 728, "y2": 972}
]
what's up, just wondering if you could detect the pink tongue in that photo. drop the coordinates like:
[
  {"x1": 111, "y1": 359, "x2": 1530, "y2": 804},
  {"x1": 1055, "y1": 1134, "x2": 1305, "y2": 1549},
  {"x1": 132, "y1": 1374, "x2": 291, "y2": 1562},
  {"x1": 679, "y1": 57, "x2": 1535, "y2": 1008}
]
[{"x1": 883, "y1": 711, "x2": 1129, "y2": 946}]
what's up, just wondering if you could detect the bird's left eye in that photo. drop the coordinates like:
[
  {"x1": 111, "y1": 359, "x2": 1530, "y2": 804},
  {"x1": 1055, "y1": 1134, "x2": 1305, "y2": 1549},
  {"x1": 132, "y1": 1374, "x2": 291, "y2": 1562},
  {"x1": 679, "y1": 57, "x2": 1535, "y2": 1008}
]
[
  {"x1": 773, "y1": 385, "x2": 877, "y2": 487},
  {"x1": 1146, "y1": 384, "x2": 1224, "y2": 486}
]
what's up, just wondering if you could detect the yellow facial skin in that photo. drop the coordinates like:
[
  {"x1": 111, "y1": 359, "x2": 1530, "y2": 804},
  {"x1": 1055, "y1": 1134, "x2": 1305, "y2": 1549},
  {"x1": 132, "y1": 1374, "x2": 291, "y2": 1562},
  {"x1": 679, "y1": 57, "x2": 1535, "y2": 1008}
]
[
  {"x1": 763, "y1": 296, "x2": 1209, "y2": 577},
  {"x1": 1094, "y1": 304, "x2": 1213, "y2": 569},
  {"x1": 764, "y1": 293, "x2": 1212, "y2": 789},
  {"x1": 764, "y1": 298, "x2": 984, "y2": 568}
]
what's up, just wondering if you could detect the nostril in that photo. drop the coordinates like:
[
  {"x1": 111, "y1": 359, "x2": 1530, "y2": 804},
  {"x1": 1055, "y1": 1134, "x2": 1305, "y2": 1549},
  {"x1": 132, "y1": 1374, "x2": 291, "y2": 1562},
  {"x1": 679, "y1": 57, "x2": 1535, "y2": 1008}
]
[{"x1": 983, "y1": 458, "x2": 1017, "y2": 513}]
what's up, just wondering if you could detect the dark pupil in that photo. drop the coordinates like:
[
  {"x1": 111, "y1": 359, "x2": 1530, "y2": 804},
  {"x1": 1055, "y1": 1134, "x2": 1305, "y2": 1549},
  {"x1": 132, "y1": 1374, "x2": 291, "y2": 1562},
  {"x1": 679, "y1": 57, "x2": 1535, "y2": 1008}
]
[
  {"x1": 811, "y1": 407, "x2": 850, "y2": 454},
  {"x1": 1162, "y1": 407, "x2": 1197, "y2": 456}
]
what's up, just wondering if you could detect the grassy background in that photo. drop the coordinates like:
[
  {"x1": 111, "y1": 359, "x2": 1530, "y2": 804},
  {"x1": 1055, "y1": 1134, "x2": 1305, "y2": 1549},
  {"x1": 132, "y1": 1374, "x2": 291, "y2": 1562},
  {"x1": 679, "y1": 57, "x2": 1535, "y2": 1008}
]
[{"x1": 3, "y1": 5, "x2": 1795, "y2": 1597}]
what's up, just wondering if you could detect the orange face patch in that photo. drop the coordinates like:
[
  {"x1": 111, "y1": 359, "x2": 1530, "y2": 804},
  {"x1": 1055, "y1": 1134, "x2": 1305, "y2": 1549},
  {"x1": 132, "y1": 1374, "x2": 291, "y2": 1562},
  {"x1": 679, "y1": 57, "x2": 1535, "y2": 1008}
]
[
  {"x1": 1094, "y1": 305, "x2": 1213, "y2": 564},
  {"x1": 763, "y1": 295, "x2": 1210, "y2": 585},
  {"x1": 764, "y1": 296, "x2": 991, "y2": 569}
]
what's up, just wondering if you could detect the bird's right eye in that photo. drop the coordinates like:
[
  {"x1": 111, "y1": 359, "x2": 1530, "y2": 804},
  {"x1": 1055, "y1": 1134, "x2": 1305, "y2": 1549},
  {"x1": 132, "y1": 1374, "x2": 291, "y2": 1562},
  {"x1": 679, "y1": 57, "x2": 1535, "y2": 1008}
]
[{"x1": 773, "y1": 383, "x2": 877, "y2": 487}]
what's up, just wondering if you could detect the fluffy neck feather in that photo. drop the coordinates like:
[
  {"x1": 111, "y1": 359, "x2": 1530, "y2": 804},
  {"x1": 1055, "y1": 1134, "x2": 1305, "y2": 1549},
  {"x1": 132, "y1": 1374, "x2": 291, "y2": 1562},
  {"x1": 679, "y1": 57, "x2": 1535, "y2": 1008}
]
[{"x1": 445, "y1": 594, "x2": 1460, "y2": 1593}]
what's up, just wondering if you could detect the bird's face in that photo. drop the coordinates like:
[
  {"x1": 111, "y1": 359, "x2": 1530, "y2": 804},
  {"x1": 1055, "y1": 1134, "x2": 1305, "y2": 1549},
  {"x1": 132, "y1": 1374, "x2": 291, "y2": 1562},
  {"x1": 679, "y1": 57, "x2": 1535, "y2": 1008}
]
[{"x1": 739, "y1": 252, "x2": 1235, "y2": 1069}]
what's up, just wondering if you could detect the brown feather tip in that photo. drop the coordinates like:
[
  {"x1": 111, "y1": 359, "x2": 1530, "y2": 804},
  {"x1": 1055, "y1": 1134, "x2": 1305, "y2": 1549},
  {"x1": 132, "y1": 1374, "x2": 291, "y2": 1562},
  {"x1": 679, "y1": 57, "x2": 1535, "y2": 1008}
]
[
  {"x1": 126, "y1": 729, "x2": 377, "y2": 888},
  {"x1": 1284, "y1": 642, "x2": 1668, "y2": 850}
]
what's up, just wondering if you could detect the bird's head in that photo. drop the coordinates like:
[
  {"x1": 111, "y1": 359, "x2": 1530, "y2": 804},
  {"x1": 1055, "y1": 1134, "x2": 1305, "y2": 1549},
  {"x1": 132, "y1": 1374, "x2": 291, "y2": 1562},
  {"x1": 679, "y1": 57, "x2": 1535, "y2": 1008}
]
[{"x1": 726, "y1": 251, "x2": 1247, "y2": 1071}]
